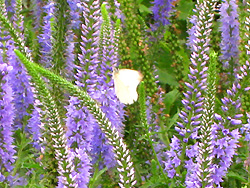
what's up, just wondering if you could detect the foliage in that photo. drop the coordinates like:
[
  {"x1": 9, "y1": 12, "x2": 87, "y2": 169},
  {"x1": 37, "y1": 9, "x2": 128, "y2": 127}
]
[{"x1": 0, "y1": 0, "x2": 250, "y2": 187}]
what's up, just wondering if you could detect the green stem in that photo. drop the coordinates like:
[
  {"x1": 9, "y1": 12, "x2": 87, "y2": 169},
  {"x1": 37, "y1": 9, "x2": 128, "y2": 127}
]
[
  {"x1": 248, "y1": 143, "x2": 250, "y2": 188},
  {"x1": 138, "y1": 82, "x2": 168, "y2": 183}
]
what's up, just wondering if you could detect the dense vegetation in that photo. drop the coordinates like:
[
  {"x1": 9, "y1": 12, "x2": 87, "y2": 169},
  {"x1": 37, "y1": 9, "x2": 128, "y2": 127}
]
[{"x1": 1, "y1": 0, "x2": 250, "y2": 187}]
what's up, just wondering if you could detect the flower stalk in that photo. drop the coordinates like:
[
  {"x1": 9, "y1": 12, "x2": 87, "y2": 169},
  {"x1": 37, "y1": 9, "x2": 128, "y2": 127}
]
[{"x1": 15, "y1": 49, "x2": 137, "y2": 188}]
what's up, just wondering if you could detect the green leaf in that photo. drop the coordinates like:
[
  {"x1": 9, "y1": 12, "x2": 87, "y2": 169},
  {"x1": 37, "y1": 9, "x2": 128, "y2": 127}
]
[
  {"x1": 177, "y1": 0, "x2": 195, "y2": 20},
  {"x1": 164, "y1": 89, "x2": 180, "y2": 113},
  {"x1": 226, "y1": 172, "x2": 247, "y2": 183},
  {"x1": 157, "y1": 69, "x2": 179, "y2": 86},
  {"x1": 22, "y1": 163, "x2": 43, "y2": 170},
  {"x1": 168, "y1": 110, "x2": 180, "y2": 129},
  {"x1": 89, "y1": 167, "x2": 108, "y2": 188},
  {"x1": 139, "y1": 4, "x2": 152, "y2": 14}
]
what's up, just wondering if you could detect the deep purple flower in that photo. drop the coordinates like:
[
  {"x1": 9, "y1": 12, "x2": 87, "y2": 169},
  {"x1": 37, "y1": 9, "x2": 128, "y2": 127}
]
[
  {"x1": 86, "y1": 3, "x2": 127, "y2": 170},
  {"x1": 65, "y1": 0, "x2": 85, "y2": 80},
  {"x1": 65, "y1": 97, "x2": 93, "y2": 152},
  {"x1": 151, "y1": 0, "x2": 176, "y2": 29},
  {"x1": 72, "y1": 0, "x2": 104, "y2": 174},
  {"x1": 74, "y1": 148, "x2": 91, "y2": 187},
  {"x1": 185, "y1": 157, "x2": 200, "y2": 188},
  {"x1": 0, "y1": 3, "x2": 41, "y2": 185}
]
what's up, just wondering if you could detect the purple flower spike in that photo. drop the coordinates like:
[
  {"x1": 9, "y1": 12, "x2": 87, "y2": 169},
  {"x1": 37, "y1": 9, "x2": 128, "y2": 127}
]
[
  {"x1": 0, "y1": 60, "x2": 15, "y2": 185},
  {"x1": 38, "y1": 1, "x2": 54, "y2": 67},
  {"x1": 151, "y1": 0, "x2": 177, "y2": 29},
  {"x1": 219, "y1": 0, "x2": 239, "y2": 80},
  {"x1": 65, "y1": 0, "x2": 102, "y2": 185},
  {"x1": 6, "y1": 40, "x2": 35, "y2": 130},
  {"x1": 177, "y1": 0, "x2": 214, "y2": 139},
  {"x1": 163, "y1": 136, "x2": 181, "y2": 178},
  {"x1": 65, "y1": 97, "x2": 93, "y2": 187},
  {"x1": 67, "y1": 0, "x2": 83, "y2": 29},
  {"x1": 211, "y1": 124, "x2": 240, "y2": 186},
  {"x1": 172, "y1": 1, "x2": 216, "y2": 186},
  {"x1": 211, "y1": 68, "x2": 243, "y2": 186}
]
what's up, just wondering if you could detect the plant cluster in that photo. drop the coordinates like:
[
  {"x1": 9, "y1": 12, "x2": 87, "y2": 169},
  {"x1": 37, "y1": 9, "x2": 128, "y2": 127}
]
[{"x1": 1, "y1": 0, "x2": 250, "y2": 187}]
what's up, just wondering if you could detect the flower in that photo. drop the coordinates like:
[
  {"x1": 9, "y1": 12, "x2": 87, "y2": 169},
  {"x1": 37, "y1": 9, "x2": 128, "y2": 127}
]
[
  {"x1": 0, "y1": 61, "x2": 15, "y2": 185},
  {"x1": 219, "y1": 0, "x2": 239, "y2": 70},
  {"x1": 151, "y1": 0, "x2": 176, "y2": 29}
]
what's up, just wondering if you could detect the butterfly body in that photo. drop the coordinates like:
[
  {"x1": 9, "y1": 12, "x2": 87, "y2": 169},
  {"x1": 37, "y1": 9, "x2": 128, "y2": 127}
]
[{"x1": 113, "y1": 69, "x2": 143, "y2": 104}]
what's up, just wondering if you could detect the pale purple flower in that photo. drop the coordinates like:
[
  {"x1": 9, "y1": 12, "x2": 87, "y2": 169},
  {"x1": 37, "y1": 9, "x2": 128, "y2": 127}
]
[
  {"x1": 38, "y1": 1, "x2": 54, "y2": 67},
  {"x1": 220, "y1": 0, "x2": 239, "y2": 70},
  {"x1": 168, "y1": 1, "x2": 215, "y2": 186},
  {"x1": 211, "y1": 125, "x2": 240, "y2": 185},
  {"x1": 177, "y1": 0, "x2": 213, "y2": 140},
  {"x1": 31, "y1": 0, "x2": 43, "y2": 30},
  {"x1": 4, "y1": 0, "x2": 15, "y2": 17},
  {"x1": 113, "y1": 0, "x2": 123, "y2": 21},
  {"x1": 65, "y1": 0, "x2": 119, "y2": 186},
  {"x1": 0, "y1": 60, "x2": 15, "y2": 185},
  {"x1": 67, "y1": 0, "x2": 83, "y2": 29},
  {"x1": 65, "y1": 96, "x2": 93, "y2": 187},
  {"x1": 6, "y1": 40, "x2": 34, "y2": 130},
  {"x1": 65, "y1": 32, "x2": 76, "y2": 80},
  {"x1": 163, "y1": 136, "x2": 181, "y2": 178},
  {"x1": 241, "y1": 113, "x2": 250, "y2": 141},
  {"x1": 210, "y1": 72, "x2": 243, "y2": 186}
]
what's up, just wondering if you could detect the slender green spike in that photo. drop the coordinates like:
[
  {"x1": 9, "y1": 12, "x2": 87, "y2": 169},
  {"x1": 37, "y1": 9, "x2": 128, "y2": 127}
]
[{"x1": 101, "y1": 4, "x2": 109, "y2": 22}]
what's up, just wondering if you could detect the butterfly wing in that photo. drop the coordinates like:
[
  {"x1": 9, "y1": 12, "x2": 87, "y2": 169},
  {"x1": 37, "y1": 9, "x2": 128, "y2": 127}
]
[{"x1": 113, "y1": 69, "x2": 143, "y2": 104}]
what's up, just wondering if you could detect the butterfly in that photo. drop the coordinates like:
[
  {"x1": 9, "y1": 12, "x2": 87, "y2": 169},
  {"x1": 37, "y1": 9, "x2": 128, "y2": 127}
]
[{"x1": 113, "y1": 69, "x2": 143, "y2": 104}]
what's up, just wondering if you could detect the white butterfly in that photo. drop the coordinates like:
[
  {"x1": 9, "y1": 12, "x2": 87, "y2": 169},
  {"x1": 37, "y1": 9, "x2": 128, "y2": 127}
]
[{"x1": 113, "y1": 69, "x2": 143, "y2": 104}]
